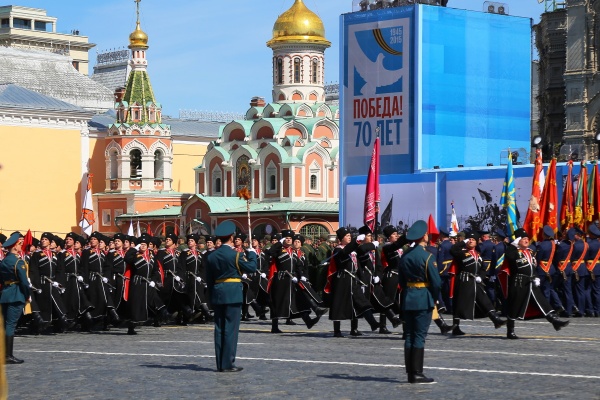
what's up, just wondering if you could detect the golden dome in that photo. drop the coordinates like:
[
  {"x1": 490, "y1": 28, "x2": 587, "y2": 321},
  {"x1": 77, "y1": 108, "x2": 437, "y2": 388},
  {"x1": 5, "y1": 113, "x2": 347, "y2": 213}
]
[
  {"x1": 129, "y1": 21, "x2": 149, "y2": 49},
  {"x1": 267, "y1": 0, "x2": 330, "y2": 47}
]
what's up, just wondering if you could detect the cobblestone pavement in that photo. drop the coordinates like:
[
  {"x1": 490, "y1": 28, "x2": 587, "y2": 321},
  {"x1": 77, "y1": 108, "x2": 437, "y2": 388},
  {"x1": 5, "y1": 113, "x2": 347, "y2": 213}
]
[{"x1": 4, "y1": 315, "x2": 600, "y2": 399}]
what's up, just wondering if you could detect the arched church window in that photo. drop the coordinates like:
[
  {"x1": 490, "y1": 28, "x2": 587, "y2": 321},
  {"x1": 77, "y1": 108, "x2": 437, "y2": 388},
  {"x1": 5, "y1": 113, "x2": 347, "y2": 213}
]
[
  {"x1": 212, "y1": 165, "x2": 222, "y2": 196},
  {"x1": 154, "y1": 150, "x2": 164, "y2": 179},
  {"x1": 276, "y1": 58, "x2": 283, "y2": 85},
  {"x1": 311, "y1": 59, "x2": 319, "y2": 84},
  {"x1": 110, "y1": 150, "x2": 118, "y2": 179},
  {"x1": 293, "y1": 58, "x2": 301, "y2": 83},
  {"x1": 130, "y1": 149, "x2": 142, "y2": 179},
  {"x1": 266, "y1": 161, "x2": 277, "y2": 194}
]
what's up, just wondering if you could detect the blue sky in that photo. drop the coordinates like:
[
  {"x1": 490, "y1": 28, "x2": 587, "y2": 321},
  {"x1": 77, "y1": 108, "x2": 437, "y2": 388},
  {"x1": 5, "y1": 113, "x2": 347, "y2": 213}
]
[{"x1": 29, "y1": 0, "x2": 547, "y2": 117}]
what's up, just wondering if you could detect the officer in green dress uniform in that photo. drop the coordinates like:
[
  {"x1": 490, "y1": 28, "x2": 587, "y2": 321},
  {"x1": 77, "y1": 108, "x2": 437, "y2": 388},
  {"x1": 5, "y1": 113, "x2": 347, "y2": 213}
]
[
  {"x1": 1, "y1": 233, "x2": 30, "y2": 364},
  {"x1": 206, "y1": 221, "x2": 257, "y2": 372},
  {"x1": 398, "y1": 220, "x2": 441, "y2": 384}
]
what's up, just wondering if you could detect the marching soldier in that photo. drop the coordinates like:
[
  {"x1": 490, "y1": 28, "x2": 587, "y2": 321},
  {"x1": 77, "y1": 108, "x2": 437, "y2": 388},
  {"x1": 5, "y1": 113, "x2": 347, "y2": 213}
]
[
  {"x1": 449, "y1": 231, "x2": 506, "y2": 335},
  {"x1": 554, "y1": 229, "x2": 576, "y2": 317},
  {"x1": 81, "y1": 232, "x2": 120, "y2": 329},
  {"x1": 1, "y1": 233, "x2": 29, "y2": 364},
  {"x1": 535, "y1": 226, "x2": 565, "y2": 312},
  {"x1": 477, "y1": 230, "x2": 497, "y2": 307},
  {"x1": 293, "y1": 234, "x2": 327, "y2": 324},
  {"x1": 28, "y1": 232, "x2": 68, "y2": 332},
  {"x1": 504, "y1": 228, "x2": 569, "y2": 339},
  {"x1": 181, "y1": 234, "x2": 211, "y2": 323},
  {"x1": 570, "y1": 227, "x2": 592, "y2": 317},
  {"x1": 57, "y1": 232, "x2": 94, "y2": 331},
  {"x1": 268, "y1": 230, "x2": 320, "y2": 333},
  {"x1": 124, "y1": 234, "x2": 169, "y2": 335},
  {"x1": 314, "y1": 233, "x2": 333, "y2": 295},
  {"x1": 249, "y1": 234, "x2": 270, "y2": 319},
  {"x1": 379, "y1": 225, "x2": 405, "y2": 334},
  {"x1": 355, "y1": 226, "x2": 401, "y2": 334},
  {"x1": 105, "y1": 233, "x2": 130, "y2": 325},
  {"x1": 398, "y1": 221, "x2": 441, "y2": 384},
  {"x1": 326, "y1": 227, "x2": 380, "y2": 337},
  {"x1": 157, "y1": 233, "x2": 194, "y2": 324},
  {"x1": 436, "y1": 230, "x2": 453, "y2": 314},
  {"x1": 587, "y1": 225, "x2": 600, "y2": 316}
]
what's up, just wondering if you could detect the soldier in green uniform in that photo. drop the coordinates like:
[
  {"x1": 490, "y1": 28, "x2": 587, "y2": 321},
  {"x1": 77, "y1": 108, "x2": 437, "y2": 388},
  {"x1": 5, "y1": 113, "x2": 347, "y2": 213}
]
[
  {"x1": 206, "y1": 221, "x2": 257, "y2": 372},
  {"x1": 1, "y1": 233, "x2": 30, "y2": 364},
  {"x1": 398, "y1": 220, "x2": 442, "y2": 384}
]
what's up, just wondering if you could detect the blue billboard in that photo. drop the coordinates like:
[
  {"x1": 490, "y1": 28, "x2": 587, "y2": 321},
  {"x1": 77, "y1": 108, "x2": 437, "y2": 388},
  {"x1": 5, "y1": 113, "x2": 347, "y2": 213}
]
[{"x1": 340, "y1": 5, "x2": 532, "y2": 226}]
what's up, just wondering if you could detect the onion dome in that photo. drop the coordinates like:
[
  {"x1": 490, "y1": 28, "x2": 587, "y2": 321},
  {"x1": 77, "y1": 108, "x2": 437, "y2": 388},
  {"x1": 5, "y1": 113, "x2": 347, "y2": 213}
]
[
  {"x1": 267, "y1": 0, "x2": 330, "y2": 47},
  {"x1": 129, "y1": 21, "x2": 148, "y2": 49}
]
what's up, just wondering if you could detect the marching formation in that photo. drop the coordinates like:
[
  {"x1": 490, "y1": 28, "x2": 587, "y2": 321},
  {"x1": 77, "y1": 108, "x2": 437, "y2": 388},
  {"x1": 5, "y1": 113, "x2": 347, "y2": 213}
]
[{"x1": 1, "y1": 219, "x2": 587, "y2": 377}]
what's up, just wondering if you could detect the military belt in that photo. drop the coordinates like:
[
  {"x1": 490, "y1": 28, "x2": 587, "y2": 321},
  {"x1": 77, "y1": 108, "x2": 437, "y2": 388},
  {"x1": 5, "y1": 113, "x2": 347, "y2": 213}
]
[
  {"x1": 3, "y1": 280, "x2": 19, "y2": 286},
  {"x1": 406, "y1": 282, "x2": 429, "y2": 288},
  {"x1": 216, "y1": 278, "x2": 241, "y2": 283}
]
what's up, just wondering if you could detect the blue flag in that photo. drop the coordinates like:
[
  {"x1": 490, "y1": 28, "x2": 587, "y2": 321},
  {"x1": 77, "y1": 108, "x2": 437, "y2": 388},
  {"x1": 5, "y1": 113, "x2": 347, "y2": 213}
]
[{"x1": 500, "y1": 153, "x2": 518, "y2": 237}]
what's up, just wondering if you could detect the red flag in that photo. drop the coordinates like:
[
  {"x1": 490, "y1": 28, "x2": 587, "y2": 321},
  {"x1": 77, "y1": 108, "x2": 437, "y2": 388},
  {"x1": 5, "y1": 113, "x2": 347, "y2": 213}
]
[
  {"x1": 539, "y1": 159, "x2": 558, "y2": 234},
  {"x1": 523, "y1": 149, "x2": 545, "y2": 241},
  {"x1": 574, "y1": 162, "x2": 589, "y2": 230},
  {"x1": 22, "y1": 229, "x2": 33, "y2": 254},
  {"x1": 162, "y1": 222, "x2": 166, "y2": 237},
  {"x1": 427, "y1": 214, "x2": 439, "y2": 244},
  {"x1": 363, "y1": 135, "x2": 380, "y2": 232},
  {"x1": 593, "y1": 163, "x2": 600, "y2": 223},
  {"x1": 560, "y1": 160, "x2": 574, "y2": 231}
]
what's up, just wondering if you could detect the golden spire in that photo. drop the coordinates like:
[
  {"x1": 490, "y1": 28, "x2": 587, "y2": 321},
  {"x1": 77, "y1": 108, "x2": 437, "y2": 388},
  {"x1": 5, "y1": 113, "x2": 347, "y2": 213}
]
[
  {"x1": 129, "y1": 0, "x2": 149, "y2": 49},
  {"x1": 267, "y1": 0, "x2": 330, "y2": 47}
]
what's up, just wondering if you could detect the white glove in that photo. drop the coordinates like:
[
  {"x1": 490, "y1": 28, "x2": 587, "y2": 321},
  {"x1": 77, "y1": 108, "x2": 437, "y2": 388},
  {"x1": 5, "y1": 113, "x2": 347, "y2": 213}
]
[
  {"x1": 489, "y1": 275, "x2": 496, "y2": 282},
  {"x1": 149, "y1": 281, "x2": 156, "y2": 288},
  {"x1": 475, "y1": 276, "x2": 482, "y2": 283},
  {"x1": 135, "y1": 244, "x2": 141, "y2": 250},
  {"x1": 464, "y1": 239, "x2": 470, "y2": 244},
  {"x1": 373, "y1": 241, "x2": 379, "y2": 248},
  {"x1": 242, "y1": 274, "x2": 248, "y2": 279},
  {"x1": 533, "y1": 277, "x2": 541, "y2": 287},
  {"x1": 261, "y1": 273, "x2": 267, "y2": 279},
  {"x1": 356, "y1": 234, "x2": 365, "y2": 241},
  {"x1": 27, "y1": 296, "x2": 32, "y2": 303},
  {"x1": 175, "y1": 276, "x2": 181, "y2": 282},
  {"x1": 196, "y1": 276, "x2": 202, "y2": 283},
  {"x1": 77, "y1": 276, "x2": 84, "y2": 282},
  {"x1": 246, "y1": 247, "x2": 256, "y2": 254},
  {"x1": 52, "y1": 281, "x2": 59, "y2": 287},
  {"x1": 292, "y1": 277, "x2": 298, "y2": 283},
  {"x1": 373, "y1": 276, "x2": 380, "y2": 284},
  {"x1": 280, "y1": 238, "x2": 285, "y2": 244},
  {"x1": 102, "y1": 277, "x2": 109, "y2": 283},
  {"x1": 300, "y1": 276, "x2": 307, "y2": 282}
]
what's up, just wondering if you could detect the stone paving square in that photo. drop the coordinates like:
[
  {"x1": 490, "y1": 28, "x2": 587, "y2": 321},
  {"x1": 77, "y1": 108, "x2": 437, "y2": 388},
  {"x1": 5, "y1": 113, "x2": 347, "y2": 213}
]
[{"x1": 4, "y1": 317, "x2": 600, "y2": 399}]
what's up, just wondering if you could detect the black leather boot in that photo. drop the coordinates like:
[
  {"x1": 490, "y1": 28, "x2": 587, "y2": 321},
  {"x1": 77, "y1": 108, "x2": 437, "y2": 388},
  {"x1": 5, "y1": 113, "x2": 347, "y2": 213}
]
[
  {"x1": 506, "y1": 319, "x2": 518, "y2": 339},
  {"x1": 302, "y1": 312, "x2": 319, "y2": 329},
  {"x1": 200, "y1": 303, "x2": 213, "y2": 323},
  {"x1": 109, "y1": 308, "x2": 121, "y2": 327},
  {"x1": 546, "y1": 312, "x2": 570, "y2": 331},
  {"x1": 363, "y1": 310, "x2": 380, "y2": 331},
  {"x1": 452, "y1": 318, "x2": 465, "y2": 336},
  {"x1": 271, "y1": 318, "x2": 282, "y2": 333},
  {"x1": 379, "y1": 314, "x2": 390, "y2": 334},
  {"x1": 385, "y1": 308, "x2": 402, "y2": 328},
  {"x1": 410, "y1": 348, "x2": 434, "y2": 384},
  {"x1": 250, "y1": 301, "x2": 265, "y2": 320},
  {"x1": 5, "y1": 336, "x2": 24, "y2": 364},
  {"x1": 404, "y1": 347, "x2": 412, "y2": 379},
  {"x1": 434, "y1": 314, "x2": 454, "y2": 335},
  {"x1": 306, "y1": 297, "x2": 328, "y2": 318},
  {"x1": 285, "y1": 318, "x2": 296, "y2": 325},
  {"x1": 350, "y1": 318, "x2": 363, "y2": 336},
  {"x1": 127, "y1": 322, "x2": 138, "y2": 335},
  {"x1": 333, "y1": 321, "x2": 344, "y2": 337},
  {"x1": 488, "y1": 310, "x2": 507, "y2": 329},
  {"x1": 81, "y1": 311, "x2": 94, "y2": 332}
]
